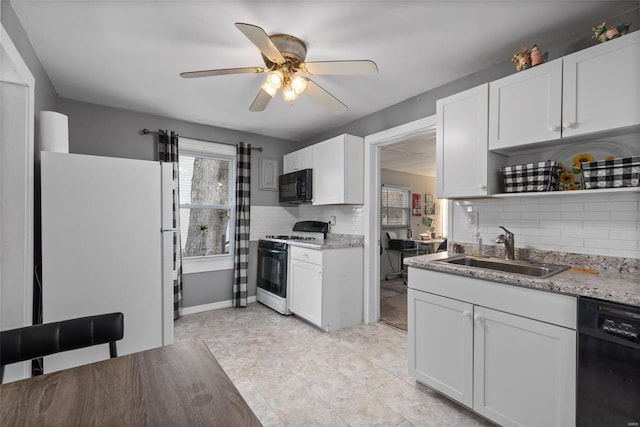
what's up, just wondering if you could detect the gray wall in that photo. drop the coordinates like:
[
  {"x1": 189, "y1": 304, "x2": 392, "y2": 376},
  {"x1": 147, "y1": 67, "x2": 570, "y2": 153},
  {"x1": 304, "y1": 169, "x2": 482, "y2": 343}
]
[{"x1": 2, "y1": 1, "x2": 59, "y2": 118}]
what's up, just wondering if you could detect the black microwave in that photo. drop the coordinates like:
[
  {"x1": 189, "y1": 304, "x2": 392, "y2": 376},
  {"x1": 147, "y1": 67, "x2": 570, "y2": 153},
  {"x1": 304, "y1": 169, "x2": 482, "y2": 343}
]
[{"x1": 279, "y1": 169, "x2": 313, "y2": 204}]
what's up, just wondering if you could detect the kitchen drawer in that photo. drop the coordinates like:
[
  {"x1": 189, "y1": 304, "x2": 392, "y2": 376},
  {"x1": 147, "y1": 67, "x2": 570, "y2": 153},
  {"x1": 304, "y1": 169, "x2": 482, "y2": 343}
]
[{"x1": 290, "y1": 246, "x2": 322, "y2": 265}]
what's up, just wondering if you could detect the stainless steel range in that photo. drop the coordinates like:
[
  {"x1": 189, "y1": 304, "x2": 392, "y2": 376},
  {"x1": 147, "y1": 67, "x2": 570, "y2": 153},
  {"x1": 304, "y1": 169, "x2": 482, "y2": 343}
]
[{"x1": 256, "y1": 221, "x2": 329, "y2": 314}]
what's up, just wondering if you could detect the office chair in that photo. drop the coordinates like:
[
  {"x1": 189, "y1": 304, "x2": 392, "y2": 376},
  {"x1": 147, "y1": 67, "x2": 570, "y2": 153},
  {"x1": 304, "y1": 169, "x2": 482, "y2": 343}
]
[{"x1": 0, "y1": 312, "x2": 124, "y2": 383}]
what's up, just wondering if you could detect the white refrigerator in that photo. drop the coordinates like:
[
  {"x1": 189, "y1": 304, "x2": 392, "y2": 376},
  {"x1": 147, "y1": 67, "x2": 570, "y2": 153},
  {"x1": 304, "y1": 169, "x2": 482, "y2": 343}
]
[{"x1": 40, "y1": 151, "x2": 175, "y2": 373}]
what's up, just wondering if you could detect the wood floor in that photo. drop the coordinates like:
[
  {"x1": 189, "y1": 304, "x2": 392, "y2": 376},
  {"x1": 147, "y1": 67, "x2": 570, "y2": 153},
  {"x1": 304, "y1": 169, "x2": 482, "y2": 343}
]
[{"x1": 380, "y1": 278, "x2": 408, "y2": 331}]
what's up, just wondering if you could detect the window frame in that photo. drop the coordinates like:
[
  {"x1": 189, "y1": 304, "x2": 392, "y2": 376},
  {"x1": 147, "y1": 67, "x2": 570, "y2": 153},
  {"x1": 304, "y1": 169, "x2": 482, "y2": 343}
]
[
  {"x1": 381, "y1": 184, "x2": 411, "y2": 229},
  {"x1": 178, "y1": 138, "x2": 236, "y2": 274}
]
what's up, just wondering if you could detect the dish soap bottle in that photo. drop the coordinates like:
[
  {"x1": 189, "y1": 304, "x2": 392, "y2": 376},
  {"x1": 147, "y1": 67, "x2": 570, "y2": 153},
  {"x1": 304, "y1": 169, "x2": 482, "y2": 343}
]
[{"x1": 472, "y1": 232, "x2": 483, "y2": 256}]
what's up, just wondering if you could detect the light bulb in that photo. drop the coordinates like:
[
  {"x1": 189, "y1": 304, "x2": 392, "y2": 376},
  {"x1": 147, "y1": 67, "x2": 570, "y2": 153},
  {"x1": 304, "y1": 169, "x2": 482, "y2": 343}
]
[
  {"x1": 267, "y1": 70, "x2": 283, "y2": 88},
  {"x1": 282, "y1": 83, "x2": 298, "y2": 102},
  {"x1": 291, "y1": 76, "x2": 307, "y2": 94},
  {"x1": 261, "y1": 81, "x2": 277, "y2": 97}
]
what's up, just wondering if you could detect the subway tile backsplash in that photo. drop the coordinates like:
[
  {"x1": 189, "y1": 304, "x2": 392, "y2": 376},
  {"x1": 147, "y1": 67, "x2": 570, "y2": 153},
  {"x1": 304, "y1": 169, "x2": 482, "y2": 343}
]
[
  {"x1": 250, "y1": 204, "x2": 365, "y2": 241},
  {"x1": 250, "y1": 206, "x2": 299, "y2": 241},
  {"x1": 451, "y1": 192, "x2": 640, "y2": 258},
  {"x1": 298, "y1": 204, "x2": 364, "y2": 235}
]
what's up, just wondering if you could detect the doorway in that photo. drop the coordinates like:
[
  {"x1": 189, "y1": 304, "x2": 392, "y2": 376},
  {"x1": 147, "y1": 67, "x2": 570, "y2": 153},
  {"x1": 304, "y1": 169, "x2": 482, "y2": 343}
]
[
  {"x1": 378, "y1": 133, "x2": 440, "y2": 330},
  {"x1": 362, "y1": 116, "x2": 436, "y2": 325},
  {"x1": 1, "y1": 23, "x2": 35, "y2": 382}
]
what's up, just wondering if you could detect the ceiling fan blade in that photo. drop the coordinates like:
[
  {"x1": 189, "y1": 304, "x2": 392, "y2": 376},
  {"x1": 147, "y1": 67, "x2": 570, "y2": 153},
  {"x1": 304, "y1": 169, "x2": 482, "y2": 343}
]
[
  {"x1": 301, "y1": 60, "x2": 378, "y2": 76},
  {"x1": 249, "y1": 88, "x2": 274, "y2": 112},
  {"x1": 235, "y1": 23, "x2": 285, "y2": 64},
  {"x1": 305, "y1": 79, "x2": 348, "y2": 114},
  {"x1": 180, "y1": 67, "x2": 264, "y2": 78}
]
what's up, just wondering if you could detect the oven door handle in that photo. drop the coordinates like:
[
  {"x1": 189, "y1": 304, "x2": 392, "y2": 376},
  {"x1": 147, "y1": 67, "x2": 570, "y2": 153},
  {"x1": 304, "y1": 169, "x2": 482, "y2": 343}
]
[{"x1": 259, "y1": 248, "x2": 287, "y2": 255}]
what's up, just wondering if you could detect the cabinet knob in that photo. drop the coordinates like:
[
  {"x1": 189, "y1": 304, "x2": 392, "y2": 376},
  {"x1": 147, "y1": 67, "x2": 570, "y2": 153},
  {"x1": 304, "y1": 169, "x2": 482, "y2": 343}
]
[
  {"x1": 479, "y1": 184, "x2": 487, "y2": 191},
  {"x1": 474, "y1": 313, "x2": 484, "y2": 323},
  {"x1": 562, "y1": 122, "x2": 575, "y2": 129},
  {"x1": 548, "y1": 125, "x2": 560, "y2": 132},
  {"x1": 462, "y1": 310, "x2": 472, "y2": 319}
]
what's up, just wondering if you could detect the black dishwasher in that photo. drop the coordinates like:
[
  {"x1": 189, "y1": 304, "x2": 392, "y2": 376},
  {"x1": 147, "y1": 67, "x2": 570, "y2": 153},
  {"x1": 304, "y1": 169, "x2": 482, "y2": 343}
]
[{"x1": 577, "y1": 297, "x2": 640, "y2": 426}]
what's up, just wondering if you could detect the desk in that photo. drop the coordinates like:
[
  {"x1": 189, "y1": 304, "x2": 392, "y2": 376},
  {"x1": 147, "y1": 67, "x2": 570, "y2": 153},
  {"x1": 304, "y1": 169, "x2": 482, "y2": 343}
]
[
  {"x1": 0, "y1": 339, "x2": 261, "y2": 426},
  {"x1": 413, "y1": 238, "x2": 446, "y2": 253},
  {"x1": 385, "y1": 239, "x2": 445, "y2": 282}
]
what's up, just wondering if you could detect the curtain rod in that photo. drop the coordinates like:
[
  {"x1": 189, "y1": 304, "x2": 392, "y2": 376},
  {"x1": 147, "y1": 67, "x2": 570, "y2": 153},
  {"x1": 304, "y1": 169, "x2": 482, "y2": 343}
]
[{"x1": 141, "y1": 129, "x2": 263, "y2": 152}]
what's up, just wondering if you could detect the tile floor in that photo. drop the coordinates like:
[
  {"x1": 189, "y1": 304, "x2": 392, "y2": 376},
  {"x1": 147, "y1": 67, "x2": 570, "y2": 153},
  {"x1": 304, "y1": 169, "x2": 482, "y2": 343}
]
[
  {"x1": 379, "y1": 279, "x2": 408, "y2": 331},
  {"x1": 175, "y1": 303, "x2": 493, "y2": 427}
]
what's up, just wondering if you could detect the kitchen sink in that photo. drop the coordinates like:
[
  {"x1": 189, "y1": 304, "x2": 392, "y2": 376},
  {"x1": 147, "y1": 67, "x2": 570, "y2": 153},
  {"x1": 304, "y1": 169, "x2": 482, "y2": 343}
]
[{"x1": 435, "y1": 255, "x2": 570, "y2": 278}]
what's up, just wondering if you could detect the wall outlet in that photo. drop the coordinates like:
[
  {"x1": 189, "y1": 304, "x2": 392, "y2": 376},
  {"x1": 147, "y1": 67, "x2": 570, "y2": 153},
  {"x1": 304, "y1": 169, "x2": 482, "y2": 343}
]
[{"x1": 329, "y1": 216, "x2": 336, "y2": 226}]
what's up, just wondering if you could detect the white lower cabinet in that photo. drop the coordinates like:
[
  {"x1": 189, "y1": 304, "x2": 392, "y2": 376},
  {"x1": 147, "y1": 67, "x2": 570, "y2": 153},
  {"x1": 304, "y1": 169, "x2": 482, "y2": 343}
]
[
  {"x1": 409, "y1": 290, "x2": 474, "y2": 406},
  {"x1": 289, "y1": 255, "x2": 323, "y2": 326},
  {"x1": 408, "y1": 268, "x2": 576, "y2": 427},
  {"x1": 288, "y1": 245, "x2": 363, "y2": 332},
  {"x1": 473, "y1": 306, "x2": 576, "y2": 427}
]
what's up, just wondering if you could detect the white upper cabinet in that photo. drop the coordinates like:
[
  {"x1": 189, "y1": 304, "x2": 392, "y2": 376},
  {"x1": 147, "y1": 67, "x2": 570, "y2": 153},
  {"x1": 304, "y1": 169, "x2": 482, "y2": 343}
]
[
  {"x1": 562, "y1": 31, "x2": 640, "y2": 138},
  {"x1": 436, "y1": 83, "x2": 490, "y2": 198},
  {"x1": 488, "y1": 31, "x2": 640, "y2": 151},
  {"x1": 489, "y1": 59, "x2": 562, "y2": 150},
  {"x1": 312, "y1": 134, "x2": 364, "y2": 205},
  {"x1": 282, "y1": 146, "x2": 313, "y2": 174}
]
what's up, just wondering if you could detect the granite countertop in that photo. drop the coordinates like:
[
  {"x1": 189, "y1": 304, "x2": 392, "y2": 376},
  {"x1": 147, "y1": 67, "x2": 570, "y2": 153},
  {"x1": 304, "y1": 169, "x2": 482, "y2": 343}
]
[
  {"x1": 404, "y1": 251, "x2": 640, "y2": 307},
  {"x1": 286, "y1": 234, "x2": 364, "y2": 250}
]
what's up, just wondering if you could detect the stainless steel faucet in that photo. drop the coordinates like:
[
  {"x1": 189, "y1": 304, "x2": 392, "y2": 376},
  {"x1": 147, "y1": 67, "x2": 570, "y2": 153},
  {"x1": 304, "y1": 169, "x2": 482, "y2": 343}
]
[{"x1": 495, "y1": 226, "x2": 515, "y2": 260}]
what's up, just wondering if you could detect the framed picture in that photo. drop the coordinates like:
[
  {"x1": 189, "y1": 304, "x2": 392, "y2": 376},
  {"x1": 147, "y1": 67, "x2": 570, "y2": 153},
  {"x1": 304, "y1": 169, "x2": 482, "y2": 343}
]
[
  {"x1": 424, "y1": 193, "x2": 433, "y2": 203},
  {"x1": 259, "y1": 157, "x2": 279, "y2": 191},
  {"x1": 424, "y1": 202, "x2": 436, "y2": 215},
  {"x1": 412, "y1": 193, "x2": 422, "y2": 216}
]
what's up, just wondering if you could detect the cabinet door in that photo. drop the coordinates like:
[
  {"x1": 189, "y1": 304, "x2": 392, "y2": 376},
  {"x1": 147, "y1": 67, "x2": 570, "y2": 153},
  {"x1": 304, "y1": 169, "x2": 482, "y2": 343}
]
[
  {"x1": 473, "y1": 307, "x2": 576, "y2": 427},
  {"x1": 283, "y1": 146, "x2": 313, "y2": 174},
  {"x1": 297, "y1": 146, "x2": 313, "y2": 170},
  {"x1": 282, "y1": 152, "x2": 298, "y2": 174},
  {"x1": 436, "y1": 84, "x2": 489, "y2": 198},
  {"x1": 489, "y1": 59, "x2": 562, "y2": 149},
  {"x1": 563, "y1": 31, "x2": 640, "y2": 137},
  {"x1": 312, "y1": 135, "x2": 346, "y2": 205},
  {"x1": 408, "y1": 289, "x2": 474, "y2": 407},
  {"x1": 289, "y1": 258, "x2": 323, "y2": 327}
]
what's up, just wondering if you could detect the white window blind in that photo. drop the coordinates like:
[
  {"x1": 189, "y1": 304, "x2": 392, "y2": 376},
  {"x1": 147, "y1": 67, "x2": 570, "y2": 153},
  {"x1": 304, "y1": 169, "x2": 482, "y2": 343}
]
[{"x1": 381, "y1": 185, "x2": 411, "y2": 228}]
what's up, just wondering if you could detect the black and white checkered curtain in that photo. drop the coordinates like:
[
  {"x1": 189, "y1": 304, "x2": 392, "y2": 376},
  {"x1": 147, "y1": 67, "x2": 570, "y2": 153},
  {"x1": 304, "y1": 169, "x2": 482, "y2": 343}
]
[
  {"x1": 233, "y1": 142, "x2": 251, "y2": 307},
  {"x1": 158, "y1": 130, "x2": 183, "y2": 320}
]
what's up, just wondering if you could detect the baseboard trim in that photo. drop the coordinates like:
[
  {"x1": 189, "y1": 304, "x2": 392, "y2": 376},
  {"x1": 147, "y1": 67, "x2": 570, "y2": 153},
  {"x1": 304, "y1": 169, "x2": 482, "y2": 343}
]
[{"x1": 180, "y1": 296, "x2": 257, "y2": 316}]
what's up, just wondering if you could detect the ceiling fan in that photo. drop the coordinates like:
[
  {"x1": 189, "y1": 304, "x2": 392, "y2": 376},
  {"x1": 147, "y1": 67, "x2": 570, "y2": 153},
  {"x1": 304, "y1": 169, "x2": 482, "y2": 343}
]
[{"x1": 180, "y1": 23, "x2": 378, "y2": 114}]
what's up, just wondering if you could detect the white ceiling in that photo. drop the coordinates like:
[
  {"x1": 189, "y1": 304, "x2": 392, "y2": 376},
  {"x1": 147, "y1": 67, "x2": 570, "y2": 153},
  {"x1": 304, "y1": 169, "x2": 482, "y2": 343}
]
[
  {"x1": 10, "y1": 1, "x2": 636, "y2": 142},
  {"x1": 381, "y1": 134, "x2": 436, "y2": 177}
]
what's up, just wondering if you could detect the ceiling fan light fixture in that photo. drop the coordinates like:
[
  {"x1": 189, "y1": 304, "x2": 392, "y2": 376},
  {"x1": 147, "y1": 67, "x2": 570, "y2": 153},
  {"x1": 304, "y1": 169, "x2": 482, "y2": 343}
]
[
  {"x1": 282, "y1": 82, "x2": 298, "y2": 102},
  {"x1": 266, "y1": 70, "x2": 284, "y2": 87},
  {"x1": 291, "y1": 76, "x2": 307, "y2": 94},
  {"x1": 261, "y1": 81, "x2": 278, "y2": 97}
]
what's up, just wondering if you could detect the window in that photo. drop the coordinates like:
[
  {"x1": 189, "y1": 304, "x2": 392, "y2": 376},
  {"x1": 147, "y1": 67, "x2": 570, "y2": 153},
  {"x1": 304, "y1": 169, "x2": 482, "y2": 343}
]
[
  {"x1": 381, "y1": 185, "x2": 411, "y2": 228},
  {"x1": 178, "y1": 139, "x2": 236, "y2": 272}
]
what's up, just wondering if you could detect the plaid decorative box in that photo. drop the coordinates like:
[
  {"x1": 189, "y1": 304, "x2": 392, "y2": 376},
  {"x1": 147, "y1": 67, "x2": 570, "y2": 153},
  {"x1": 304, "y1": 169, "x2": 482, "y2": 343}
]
[
  {"x1": 502, "y1": 161, "x2": 562, "y2": 193},
  {"x1": 582, "y1": 156, "x2": 640, "y2": 189}
]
